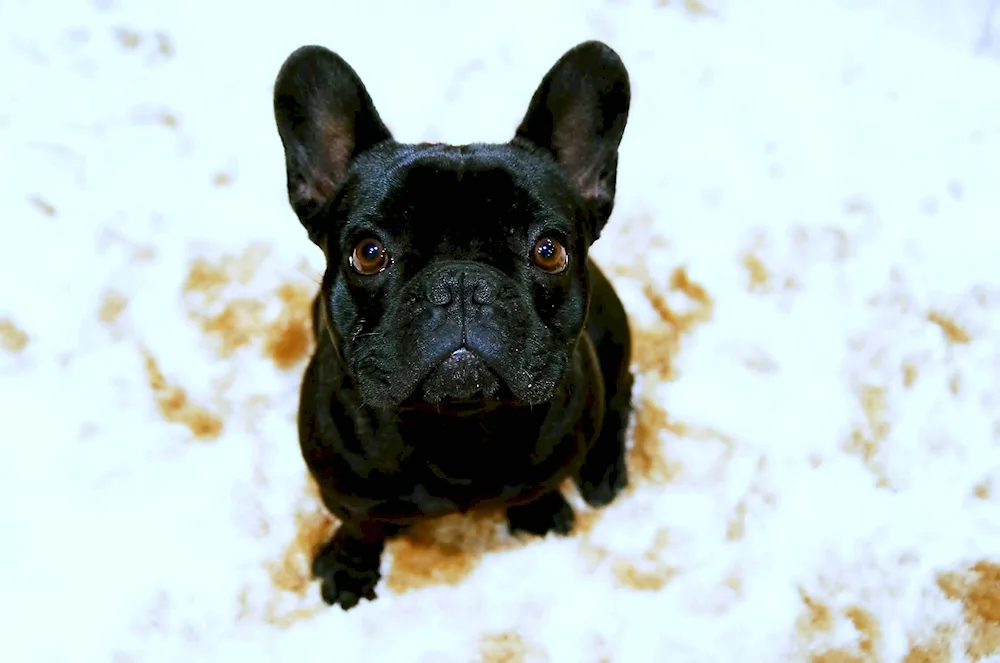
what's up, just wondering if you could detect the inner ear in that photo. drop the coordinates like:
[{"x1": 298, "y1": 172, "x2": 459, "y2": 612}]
[
  {"x1": 273, "y1": 45, "x2": 393, "y2": 236},
  {"x1": 514, "y1": 41, "x2": 631, "y2": 237}
]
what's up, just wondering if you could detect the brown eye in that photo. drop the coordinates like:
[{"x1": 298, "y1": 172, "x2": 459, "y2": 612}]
[
  {"x1": 531, "y1": 237, "x2": 568, "y2": 273},
  {"x1": 350, "y1": 238, "x2": 390, "y2": 275}
]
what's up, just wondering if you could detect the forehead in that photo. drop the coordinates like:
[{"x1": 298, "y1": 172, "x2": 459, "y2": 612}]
[{"x1": 345, "y1": 143, "x2": 575, "y2": 236}]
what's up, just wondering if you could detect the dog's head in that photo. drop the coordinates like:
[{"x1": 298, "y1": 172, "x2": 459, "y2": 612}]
[{"x1": 273, "y1": 41, "x2": 630, "y2": 410}]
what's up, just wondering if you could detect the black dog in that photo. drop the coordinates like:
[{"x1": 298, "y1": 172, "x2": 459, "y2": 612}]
[{"x1": 273, "y1": 40, "x2": 634, "y2": 610}]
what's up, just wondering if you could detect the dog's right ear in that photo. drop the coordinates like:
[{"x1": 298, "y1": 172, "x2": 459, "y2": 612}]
[{"x1": 273, "y1": 46, "x2": 392, "y2": 240}]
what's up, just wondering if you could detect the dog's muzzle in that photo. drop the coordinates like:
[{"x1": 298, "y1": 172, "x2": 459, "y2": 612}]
[{"x1": 419, "y1": 347, "x2": 501, "y2": 403}]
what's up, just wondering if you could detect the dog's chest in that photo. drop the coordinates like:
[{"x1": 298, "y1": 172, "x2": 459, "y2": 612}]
[{"x1": 394, "y1": 410, "x2": 553, "y2": 507}]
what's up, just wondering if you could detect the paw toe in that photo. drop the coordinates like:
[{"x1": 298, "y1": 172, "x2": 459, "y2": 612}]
[
  {"x1": 321, "y1": 581, "x2": 359, "y2": 610},
  {"x1": 550, "y1": 502, "x2": 575, "y2": 535},
  {"x1": 317, "y1": 569, "x2": 380, "y2": 610},
  {"x1": 507, "y1": 493, "x2": 576, "y2": 537},
  {"x1": 578, "y1": 460, "x2": 627, "y2": 507}
]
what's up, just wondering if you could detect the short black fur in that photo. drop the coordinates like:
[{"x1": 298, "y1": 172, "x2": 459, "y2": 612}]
[{"x1": 274, "y1": 40, "x2": 634, "y2": 610}]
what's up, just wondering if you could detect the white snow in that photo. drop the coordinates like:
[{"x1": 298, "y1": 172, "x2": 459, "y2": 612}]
[{"x1": 2, "y1": 0, "x2": 999, "y2": 661}]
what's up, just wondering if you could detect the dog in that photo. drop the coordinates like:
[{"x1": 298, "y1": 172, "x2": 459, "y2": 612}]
[{"x1": 273, "y1": 40, "x2": 634, "y2": 610}]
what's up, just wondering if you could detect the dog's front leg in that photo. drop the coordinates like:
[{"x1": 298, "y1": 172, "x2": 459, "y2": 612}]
[
  {"x1": 312, "y1": 519, "x2": 403, "y2": 610},
  {"x1": 506, "y1": 490, "x2": 576, "y2": 537}
]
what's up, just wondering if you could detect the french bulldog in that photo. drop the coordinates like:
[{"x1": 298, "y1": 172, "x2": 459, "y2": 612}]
[{"x1": 273, "y1": 39, "x2": 634, "y2": 610}]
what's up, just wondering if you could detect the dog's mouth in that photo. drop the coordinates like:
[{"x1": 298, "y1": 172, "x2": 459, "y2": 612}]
[{"x1": 403, "y1": 347, "x2": 507, "y2": 412}]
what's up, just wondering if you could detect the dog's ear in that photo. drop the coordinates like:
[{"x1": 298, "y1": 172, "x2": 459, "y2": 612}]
[
  {"x1": 274, "y1": 46, "x2": 392, "y2": 239},
  {"x1": 514, "y1": 41, "x2": 630, "y2": 240}
]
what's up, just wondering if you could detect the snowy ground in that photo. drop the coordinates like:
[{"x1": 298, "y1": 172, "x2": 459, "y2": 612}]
[{"x1": 2, "y1": 0, "x2": 999, "y2": 661}]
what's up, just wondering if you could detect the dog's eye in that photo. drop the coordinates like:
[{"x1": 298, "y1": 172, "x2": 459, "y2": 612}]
[
  {"x1": 531, "y1": 237, "x2": 568, "y2": 274},
  {"x1": 350, "y1": 239, "x2": 390, "y2": 275}
]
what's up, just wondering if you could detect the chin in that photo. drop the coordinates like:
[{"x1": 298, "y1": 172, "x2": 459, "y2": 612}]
[{"x1": 395, "y1": 348, "x2": 503, "y2": 413}]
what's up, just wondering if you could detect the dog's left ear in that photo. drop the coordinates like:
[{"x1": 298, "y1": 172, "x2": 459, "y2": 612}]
[{"x1": 514, "y1": 41, "x2": 631, "y2": 240}]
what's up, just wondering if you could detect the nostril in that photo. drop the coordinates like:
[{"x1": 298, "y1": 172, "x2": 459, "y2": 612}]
[
  {"x1": 472, "y1": 281, "x2": 497, "y2": 305},
  {"x1": 427, "y1": 282, "x2": 453, "y2": 306}
]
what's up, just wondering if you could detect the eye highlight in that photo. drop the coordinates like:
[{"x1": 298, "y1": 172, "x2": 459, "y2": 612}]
[
  {"x1": 350, "y1": 238, "x2": 390, "y2": 275},
  {"x1": 531, "y1": 237, "x2": 568, "y2": 274}
]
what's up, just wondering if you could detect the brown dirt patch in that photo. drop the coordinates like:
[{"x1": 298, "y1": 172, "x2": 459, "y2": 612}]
[
  {"x1": 627, "y1": 380, "x2": 734, "y2": 489},
  {"x1": 810, "y1": 651, "x2": 864, "y2": 663},
  {"x1": 948, "y1": 371, "x2": 963, "y2": 396},
  {"x1": 569, "y1": 506, "x2": 604, "y2": 536},
  {"x1": 632, "y1": 266, "x2": 713, "y2": 381},
  {"x1": 796, "y1": 592, "x2": 885, "y2": 662},
  {"x1": 182, "y1": 244, "x2": 270, "y2": 301},
  {"x1": 611, "y1": 558, "x2": 676, "y2": 592},
  {"x1": 657, "y1": 0, "x2": 714, "y2": 15},
  {"x1": 903, "y1": 627, "x2": 953, "y2": 663},
  {"x1": 726, "y1": 500, "x2": 747, "y2": 541},
  {"x1": 0, "y1": 319, "x2": 29, "y2": 353},
  {"x1": 480, "y1": 630, "x2": 548, "y2": 663},
  {"x1": 259, "y1": 478, "x2": 337, "y2": 628},
  {"x1": 797, "y1": 588, "x2": 834, "y2": 635},
  {"x1": 597, "y1": 528, "x2": 676, "y2": 592},
  {"x1": 182, "y1": 247, "x2": 315, "y2": 369},
  {"x1": 743, "y1": 348, "x2": 779, "y2": 373},
  {"x1": 267, "y1": 504, "x2": 336, "y2": 598},
  {"x1": 628, "y1": 394, "x2": 680, "y2": 484},
  {"x1": 30, "y1": 196, "x2": 56, "y2": 216},
  {"x1": 141, "y1": 348, "x2": 224, "y2": 440},
  {"x1": 846, "y1": 384, "x2": 890, "y2": 487},
  {"x1": 154, "y1": 32, "x2": 173, "y2": 57},
  {"x1": 631, "y1": 327, "x2": 678, "y2": 381},
  {"x1": 927, "y1": 311, "x2": 971, "y2": 345},
  {"x1": 264, "y1": 283, "x2": 314, "y2": 370},
  {"x1": 845, "y1": 605, "x2": 881, "y2": 656},
  {"x1": 936, "y1": 561, "x2": 1000, "y2": 659},
  {"x1": 742, "y1": 250, "x2": 770, "y2": 293},
  {"x1": 98, "y1": 290, "x2": 129, "y2": 325},
  {"x1": 385, "y1": 509, "x2": 521, "y2": 594},
  {"x1": 96, "y1": 228, "x2": 158, "y2": 263},
  {"x1": 198, "y1": 299, "x2": 266, "y2": 356},
  {"x1": 115, "y1": 27, "x2": 140, "y2": 48}
]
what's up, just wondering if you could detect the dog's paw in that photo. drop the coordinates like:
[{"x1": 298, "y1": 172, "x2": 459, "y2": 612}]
[
  {"x1": 312, "y1": 535, "x2": 381, "y2": 610},
  {"x1": 576, "y1": 451, "x2": 628, "y2": 508},
  {"x1": 507, "y1": 491, "x2": 576, "y2": 537}
]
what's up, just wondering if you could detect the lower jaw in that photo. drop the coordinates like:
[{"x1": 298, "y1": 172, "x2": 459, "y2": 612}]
[{"x1": 398, "y1": 396, "x2": 510, "y2": 416}]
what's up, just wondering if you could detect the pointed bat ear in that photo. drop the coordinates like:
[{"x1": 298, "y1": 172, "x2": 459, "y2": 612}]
[
  {"x1": 273, "y1": 45, "x2": 393, "y2": 241},
  {"x1": 514, "y1": 41, "x2": 631, "y2": 240}
]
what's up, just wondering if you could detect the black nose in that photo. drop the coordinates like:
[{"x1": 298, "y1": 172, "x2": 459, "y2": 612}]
[{"x1": 424, "y1": 264, "x2": 500, "y2": 308}]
